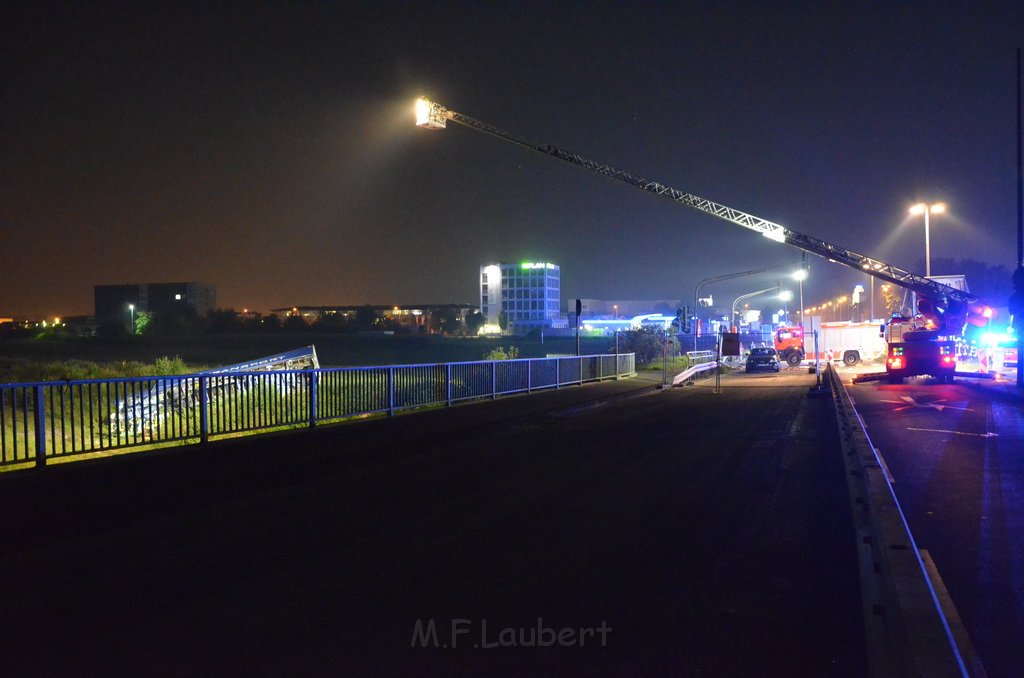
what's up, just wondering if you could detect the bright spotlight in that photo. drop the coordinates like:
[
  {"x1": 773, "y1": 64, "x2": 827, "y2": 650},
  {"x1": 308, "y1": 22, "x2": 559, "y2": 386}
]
[{"x1": 415, "y1": 98, "x2": 447, "y2": 130}]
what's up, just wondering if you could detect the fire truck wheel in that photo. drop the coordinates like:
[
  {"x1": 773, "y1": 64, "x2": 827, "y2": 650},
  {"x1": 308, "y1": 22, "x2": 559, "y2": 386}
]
[
  {"x1": 842, "y1": 352, "x2": 859, "y2": 366},
  {"x1": 786, "y1": 353, "x2": 802, "y2": 367}
]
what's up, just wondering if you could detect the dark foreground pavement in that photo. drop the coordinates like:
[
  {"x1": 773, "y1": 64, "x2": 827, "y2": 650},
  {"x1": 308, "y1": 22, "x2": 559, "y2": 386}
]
[{"x1": 0, "y1": 372, "x2": 866, "y2": 676}]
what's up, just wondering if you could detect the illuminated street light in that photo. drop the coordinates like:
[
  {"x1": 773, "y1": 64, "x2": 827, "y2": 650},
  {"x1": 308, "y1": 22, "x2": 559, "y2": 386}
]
[
  {"x1": 778, "y1": 290, "x2": 793, "y2": 324},
  {"x1": 909, "y1": 202, "x2": 946, "y2": 277},
  {"x1": 128, "y1": 304, "x2": 135, "y2": 335},
  {"x1": 731, "y1": 286, "x2": 783, "y2": 330},
  {"x1": 792, "y1": 269, "x2": 808, "y2": 330}
]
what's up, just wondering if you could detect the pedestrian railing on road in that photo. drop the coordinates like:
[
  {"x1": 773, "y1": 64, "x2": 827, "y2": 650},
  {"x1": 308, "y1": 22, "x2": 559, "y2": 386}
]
[{"x1": 0, "y1": 353, "x2": 636, "y2": 470}]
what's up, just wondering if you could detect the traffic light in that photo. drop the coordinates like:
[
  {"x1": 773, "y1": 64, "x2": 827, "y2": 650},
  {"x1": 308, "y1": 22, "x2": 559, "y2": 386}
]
[{"x1": 677, "y1": 306, "x2": 691, "y2": 334}]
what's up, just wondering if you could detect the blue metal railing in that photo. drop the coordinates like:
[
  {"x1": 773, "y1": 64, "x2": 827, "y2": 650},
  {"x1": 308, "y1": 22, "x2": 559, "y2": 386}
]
[{"x1": 0, "y1": 353, "x2": 635, "y2": 469}]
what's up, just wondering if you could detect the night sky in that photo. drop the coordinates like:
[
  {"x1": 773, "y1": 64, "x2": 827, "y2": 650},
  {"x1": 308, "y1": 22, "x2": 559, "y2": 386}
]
[{"x1": 2, "y1": 2, "x2": 1022, "y2": 318}]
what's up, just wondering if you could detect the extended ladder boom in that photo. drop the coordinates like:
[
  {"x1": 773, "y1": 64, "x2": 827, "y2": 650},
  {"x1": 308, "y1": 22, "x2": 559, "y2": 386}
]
[{"x1": 417, "y1": 99, "x2": 984, "y2": 327}]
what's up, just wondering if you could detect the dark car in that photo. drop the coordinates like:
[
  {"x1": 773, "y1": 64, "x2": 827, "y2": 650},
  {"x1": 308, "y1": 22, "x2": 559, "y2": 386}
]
[{"x1": 745, "y1": 346, "x2": 781, "y2": 373}]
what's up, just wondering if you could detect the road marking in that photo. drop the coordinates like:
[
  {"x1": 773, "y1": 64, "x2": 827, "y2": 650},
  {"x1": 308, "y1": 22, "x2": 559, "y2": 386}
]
[
  {"x1": 875, "y1": 447, "x2": 895, "y2": 483},
  {"x1": 880, "y1": 396, "x2": 973, "y2": 412},
  {"x1": 907, "y1": 427, "x2": 999, "y2": 438}
]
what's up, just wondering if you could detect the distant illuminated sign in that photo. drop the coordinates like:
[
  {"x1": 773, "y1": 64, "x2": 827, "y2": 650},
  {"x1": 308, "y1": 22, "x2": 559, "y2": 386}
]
[{"x1": 520, "y1": 262, "x2": 555, "y2": 270}]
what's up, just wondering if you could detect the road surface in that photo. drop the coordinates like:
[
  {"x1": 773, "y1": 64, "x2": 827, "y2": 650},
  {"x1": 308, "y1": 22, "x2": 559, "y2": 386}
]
[
  {"x1": 1, "y1": 370, "x2": 865, "y2": 676},
  {"x1": 844, "y1": 372, "x2": 1024, "y2": 677}
]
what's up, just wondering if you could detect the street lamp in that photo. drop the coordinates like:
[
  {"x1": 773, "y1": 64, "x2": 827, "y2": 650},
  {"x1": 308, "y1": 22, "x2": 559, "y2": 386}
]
[
  {"x1": 909, "y1": 202, "x2": 946, "y2": 277},
  {"x1": 778, "y1": 290, "x2": 793, "y2": 323},
  {"x1": 128, "y1": 304, "x2": 135, "y2": 335},
  {"x1": 731, "y1": 286, "x2": 781, "y2": 330},
  {"x1": 792, "y1": 269, "x2": 808, "y2": 329},
  {"x1": 693, "y1": 262, "x2": 801, "y2": 350}
]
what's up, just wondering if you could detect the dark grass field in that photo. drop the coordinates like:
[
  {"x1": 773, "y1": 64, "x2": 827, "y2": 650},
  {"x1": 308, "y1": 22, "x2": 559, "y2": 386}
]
[{"x1": 1, "y1": 333, "x2": 620, "y2": 379}]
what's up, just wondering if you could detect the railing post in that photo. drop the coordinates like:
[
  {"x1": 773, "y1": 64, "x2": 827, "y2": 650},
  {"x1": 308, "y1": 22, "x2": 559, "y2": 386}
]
[
  {"x1": 598, "y1": 355, "x2": 603, "y2": 381},
  {"x1": 446, "y1": 364, "x2": 452, "y2": 406},
  {"x1": 388, "y1": 367, "x2": 395, "y2": 415},
  {"x1": 491, "y1": 361, "x2": 497, "y2": 399},
  {"x1": 199, "y1": 376, "x2": 209, "y2": 444},
  {"x1": 308, "y1": 370, "x2": 318, "y2": 428},
  {"x1": 527, "y1": 359, "x2": 532, "y2": 393},
  {"x1": 34, "y1": 385, "x2": 47, "y2": 467},
  {"x1": 555, "y1": 359, "x2": 561, "y2": 388},
  {"x1": 579, "y1": 356, "x2": 584, "y2": 384}
]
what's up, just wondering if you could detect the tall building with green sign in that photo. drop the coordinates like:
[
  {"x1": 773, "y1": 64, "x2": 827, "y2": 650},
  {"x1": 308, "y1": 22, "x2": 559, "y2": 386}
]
[{"x1": 479, "y1": 262, "x2": 565, "y2": 334}]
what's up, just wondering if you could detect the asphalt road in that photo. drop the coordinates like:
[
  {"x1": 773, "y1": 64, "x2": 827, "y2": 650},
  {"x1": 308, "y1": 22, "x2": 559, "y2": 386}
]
[
  {"x1": 844, "y1": 372, "x2": 1024, "y2": 677},
  {"x1": 1, "y1": 371, "x2": 865, "y2": 677}
]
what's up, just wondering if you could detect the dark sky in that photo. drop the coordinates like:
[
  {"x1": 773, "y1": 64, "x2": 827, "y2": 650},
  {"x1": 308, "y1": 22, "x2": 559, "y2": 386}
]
[{"x1": 2, "y1": 2, "x2": 1022, "y2": 318}]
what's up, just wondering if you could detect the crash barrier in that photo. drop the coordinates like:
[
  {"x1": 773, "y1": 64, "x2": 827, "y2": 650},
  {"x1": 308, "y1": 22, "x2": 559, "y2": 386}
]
[
  {"x1": 672, "y1": 351, "x2": 717, "y2": 386},
  {"x1": 0, "y1": 353, "x2": 635, "y2": 470},
  {"x1": 828, "y1": 363, "x2": 972, "y2": 677}
]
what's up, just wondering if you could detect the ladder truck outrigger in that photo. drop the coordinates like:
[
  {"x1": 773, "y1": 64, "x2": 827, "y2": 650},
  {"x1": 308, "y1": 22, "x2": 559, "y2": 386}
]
[{"x1": 415, "y1": 98, "x2": 995, "y2": 383}]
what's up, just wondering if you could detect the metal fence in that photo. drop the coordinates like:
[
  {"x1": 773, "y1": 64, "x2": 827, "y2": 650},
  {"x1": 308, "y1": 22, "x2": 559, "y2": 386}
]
[{"x1": 0, "y1": 353, "x2": 635, "y2": 469}]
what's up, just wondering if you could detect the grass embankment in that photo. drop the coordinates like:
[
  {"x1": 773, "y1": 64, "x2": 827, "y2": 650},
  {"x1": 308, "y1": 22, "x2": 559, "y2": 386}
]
[
  {"x1": 640, "y1": 356, "x2": 690, "y2": 372},
  {"x1": 0, "y1": 356, "x2": 198, "y2": 383},
  {"x1": 1, "y1": 333, "x2": 621, "y2": 382}
]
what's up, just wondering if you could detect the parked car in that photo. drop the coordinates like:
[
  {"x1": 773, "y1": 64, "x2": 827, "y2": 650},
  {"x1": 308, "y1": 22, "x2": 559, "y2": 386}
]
[{"x1": 745, "y1": 346, "x2": 781, "y2": 373}]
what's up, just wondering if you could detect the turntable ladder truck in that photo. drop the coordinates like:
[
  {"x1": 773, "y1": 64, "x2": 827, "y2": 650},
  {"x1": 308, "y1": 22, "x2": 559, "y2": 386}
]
[{"x1": 415, "y1": 98, "x2": 993, "y2": 383}]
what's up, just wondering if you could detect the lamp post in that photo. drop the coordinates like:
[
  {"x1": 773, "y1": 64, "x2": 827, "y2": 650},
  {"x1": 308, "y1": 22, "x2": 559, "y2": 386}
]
[
  {"x1": 731, "y1": 287, "x2": 782, "y2": 331},
  {"x1": 792, "y1": 269, "x2": 807, "y2": 330},
  {"x1": 909, "y1": 202, "x2": 946, "y2": 277},
  {"x1": 128, "y1": 304, "x2": 135, "y2": 335},
  {"x1": 693, "y1": 263, "x2": 803, "y2": 351},
  {"x1": 778, "y1": 290, "x2": 793, "y2": 324},
  {"x1": 870, "y1": 276, "x2": 874, "y2": 320}
]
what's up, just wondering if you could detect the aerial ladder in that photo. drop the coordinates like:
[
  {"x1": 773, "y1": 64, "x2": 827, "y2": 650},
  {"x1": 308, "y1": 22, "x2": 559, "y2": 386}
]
[{"x1": 415, "y1": 98, "x2": 994, "y2": 382}]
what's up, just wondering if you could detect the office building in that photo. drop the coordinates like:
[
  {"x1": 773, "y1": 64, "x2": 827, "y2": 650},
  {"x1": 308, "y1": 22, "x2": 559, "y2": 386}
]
[
  {"x1": 94, "y1": 282, "x2": 216, "y2": 329},
  {"x1": 480, "y1": 262, "x2": 565, "y2": 334}
]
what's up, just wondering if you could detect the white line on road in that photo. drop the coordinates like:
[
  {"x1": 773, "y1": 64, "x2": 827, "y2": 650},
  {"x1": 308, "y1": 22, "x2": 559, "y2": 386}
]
[
  {"x1": 907, "y1": 427, "x2": 999, "y2": 438},
  {"x1": 874, "y1": 448, "x2": 895, "y2": 483}
]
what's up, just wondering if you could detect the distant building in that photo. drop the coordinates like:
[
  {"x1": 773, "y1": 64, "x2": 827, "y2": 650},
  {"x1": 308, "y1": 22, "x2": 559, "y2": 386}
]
[
  {"x1": 480, "y1": 262, "x2": 566, "y2": 334},
  {"x1": 94, "y1": 282, "x2": 216, "y2": 330},
  {"x1": 269, "y1": 304, "x2": 477, "y2": 334},
  {"x1": 576, "y1": 299, "x2": 681, "y2": 318}
]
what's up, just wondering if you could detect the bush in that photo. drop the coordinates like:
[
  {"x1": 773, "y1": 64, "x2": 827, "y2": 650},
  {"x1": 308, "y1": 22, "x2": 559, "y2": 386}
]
[
  {"x1": 620, "y1": 328, "x2": 678, "y2": 367},
  {"x1": 483, "y1": 345, "x2": 520, "y2": 360}
]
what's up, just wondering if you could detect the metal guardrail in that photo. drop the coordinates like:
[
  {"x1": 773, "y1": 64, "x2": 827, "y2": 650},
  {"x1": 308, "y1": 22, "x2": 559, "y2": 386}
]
[
  {"x1": 0, "y1": 353, "x2": 635, "y2": 469},
  {"x1": 672, "y1": 351, "x2": 717, "y2": 386},
  {"x1": 828, "y1": 363, "x2": 970, "y2": 677}
]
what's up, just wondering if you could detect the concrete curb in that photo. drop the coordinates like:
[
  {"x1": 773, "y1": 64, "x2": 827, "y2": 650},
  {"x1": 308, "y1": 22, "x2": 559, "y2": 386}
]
[{"x1": 828, "y1": 364, "x2": 971, "y2": 677}]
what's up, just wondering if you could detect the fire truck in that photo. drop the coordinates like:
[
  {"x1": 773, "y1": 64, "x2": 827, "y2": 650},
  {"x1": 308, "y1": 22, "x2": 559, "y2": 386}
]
[
  {"x1": 879, "y1": 315, "x2": 958, "y2": 383},
  {"x1": 774, "y1": 321, "x2": 887, "y2": 367},
  {"x1": 772, "y1": 326, "x2": 806, "y2": 366},
  {"x1": 415, "y1": 98, "x2": 994, "y2": 383}
]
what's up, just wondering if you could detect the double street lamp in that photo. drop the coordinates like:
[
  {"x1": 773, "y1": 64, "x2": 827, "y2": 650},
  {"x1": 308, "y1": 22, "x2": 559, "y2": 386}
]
[
  {"x1": 909, "y1": 202, "x2": 946, "y2": 277},
  {"x1": 731, "y1": 287, "x2": 787, "y2": 330}
]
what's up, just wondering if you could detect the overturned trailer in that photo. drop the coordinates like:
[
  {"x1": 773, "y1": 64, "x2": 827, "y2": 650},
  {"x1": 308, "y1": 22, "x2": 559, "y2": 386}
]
[{"x1": 109, "y1": 346, "x2": 319, "y2": 436}]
